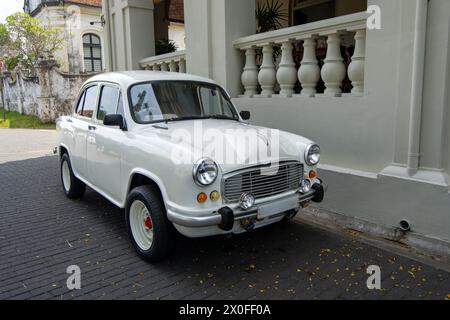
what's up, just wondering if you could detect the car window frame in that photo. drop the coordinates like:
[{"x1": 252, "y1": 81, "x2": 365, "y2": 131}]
[
  {"x1": 95, "y1": 83, "x2": 122, "y2": 125},
  {"x1": 126, "y1": 80, "x2": 240, "y2": 125},
  {"x1": 73, "y1": 83, "x2": 100, "y2": 122}
]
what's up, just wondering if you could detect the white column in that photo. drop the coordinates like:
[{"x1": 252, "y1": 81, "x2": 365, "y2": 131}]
[
  {"x1": 276, "y1": 41, "x2": 297, "y2": 97},
  {"x1": 179, "y1": 58, "x2": 186, "y2": 73},
  {"x1": 258, "y1": 44, "x2": 276, "y2": 97},
  {"x1": 160, "y1": 62, "x2": 169, "y2": 71},
  {"x1": 184, "y1": 0, "x2": 256, "y2": 97},
  {"x1": 241, "y1": 47, "x2": 259, "y2": 97},
  {"x1": 321, "y1": 33, "x2": 346, "y2": 96},
  {"x1": 348, "y1": 30, "x2": 366, "y2": 95},
  {"x1": 106, "y1": 0, "x2": 155, "y2": 70},
  {"x1": 169, "y1": 60, "x2": 178, "y2": 72},
  {"x1": 298, "y1": 37, "x2": 320, "y2": 97}
]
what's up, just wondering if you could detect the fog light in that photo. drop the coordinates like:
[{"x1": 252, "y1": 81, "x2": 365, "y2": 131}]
[
  {"x1": 239, "y1": 193, "x2": 255, "y2": 210},
  {"x1": 300, "y1": 179, "x2": 311, "y2": 194},
  {"x1": 210, "y1": 191, "x2": 220, "y2": 202},
  {"x1": 197, "y1": 192, "x2": 208, "y2": 203}
]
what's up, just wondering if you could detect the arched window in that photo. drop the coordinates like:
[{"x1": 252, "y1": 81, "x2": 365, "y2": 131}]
[{"x1": 83, "y1": 33, "x2": 102, "y2": 72}]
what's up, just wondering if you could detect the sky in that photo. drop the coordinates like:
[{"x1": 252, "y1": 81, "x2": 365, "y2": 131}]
[{"x1": 0, "y1": 0, "x2": 24, "y2": 23}]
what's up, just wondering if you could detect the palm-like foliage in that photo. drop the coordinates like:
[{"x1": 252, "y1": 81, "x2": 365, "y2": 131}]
[
  {"x1": 256, "y1": 0, "x2": 288, "y2": 33},
  {"x1": 155, "y1": 39, "x2": 178, "y2": 55}
]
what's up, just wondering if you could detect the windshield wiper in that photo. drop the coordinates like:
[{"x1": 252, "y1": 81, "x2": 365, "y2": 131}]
[
  {"x1": 164, "y1": 116, "x2": 206, "y2": 123},
  {"x1": 204, "y1": 115, "x2": 238, "y2": 121}
]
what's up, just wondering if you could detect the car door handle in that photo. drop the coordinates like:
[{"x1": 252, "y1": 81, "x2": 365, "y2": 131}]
[{"x1": 88, "y1": 125, "x2": 97, "y2": 131}]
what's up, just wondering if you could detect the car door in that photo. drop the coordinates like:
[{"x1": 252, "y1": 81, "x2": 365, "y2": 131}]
[
  {"x1": 70, "y1": 84, "x2": 99, "y2": 180},
  {"x1": 86, "y1": 83, "x2": 125, "y2": 202}
]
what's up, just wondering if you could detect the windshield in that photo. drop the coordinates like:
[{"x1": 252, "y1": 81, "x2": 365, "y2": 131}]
[{"x1": 129, "y1": 81, "x2": 239, "y2": 124}]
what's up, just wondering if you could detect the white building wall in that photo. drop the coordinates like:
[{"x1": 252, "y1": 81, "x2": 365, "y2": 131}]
[{"x1": 33, "y1": 4, "x2": 104, "y2": 73}]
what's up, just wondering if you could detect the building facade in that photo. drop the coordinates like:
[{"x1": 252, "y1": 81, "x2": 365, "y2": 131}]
[
  {"x1": 24, "y1": 0, "x2": 104, "y2": 73},
  {"x1": 102, "y1": 0, "x2": 450, "y2": 254}
]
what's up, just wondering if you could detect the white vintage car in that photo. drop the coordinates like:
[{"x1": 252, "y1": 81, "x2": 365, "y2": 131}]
[{"x1": 56, "y1": 71, "x2": 326, "y2": 262}]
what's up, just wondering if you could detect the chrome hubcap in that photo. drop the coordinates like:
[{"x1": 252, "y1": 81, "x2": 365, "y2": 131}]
[
  {"x1": 62, "y1": 160, "x2": 71, "y2": 192},
  {"x1": 130, "y1": 200, "x2": 154, "y2": 251}
]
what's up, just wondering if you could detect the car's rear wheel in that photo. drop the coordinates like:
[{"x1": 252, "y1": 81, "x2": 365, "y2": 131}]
[
  {"x1": 60, "y1": 153, "x2": 86, "y2": 199},
  {"x1": 125, "y1": 186, "x2": 176, "y2": 262}
]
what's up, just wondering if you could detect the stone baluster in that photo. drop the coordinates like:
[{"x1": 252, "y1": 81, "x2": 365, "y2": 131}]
[
  {"x1": 321, "y1": 32, "x2": 346, "y2": 96},
  {"x1": 241, "y1": 47, "x2": 259, "y2": 97},
  {"x1": 179, "y1": 58, "x2": 186, "y2": 73},
  {"x1": 276, "y1": 41, "x2": 297, "y2": 97},
  {"x1": 152, "y1": 64, "x2": 160, "y2": 71},
  {"x1": 348, "y1": 29, "x2": 366, "y2": 95},
  {"x1": 258, "y1": 44, "x2": 276, "y2": 97},
  {"x1": 298, "y1": 37, "x2": 320, "y2": 97},
  {"x1": 169, "y1": 60, "x2": 178, "y2": 72},
  {"x1": 160, "y1": 62, "x2": 169, "y2": 71}
]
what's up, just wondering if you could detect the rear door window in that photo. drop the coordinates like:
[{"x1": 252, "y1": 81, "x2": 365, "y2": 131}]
[{"x1": 81, "y1": 85, "x2": 99, "y2": 119}]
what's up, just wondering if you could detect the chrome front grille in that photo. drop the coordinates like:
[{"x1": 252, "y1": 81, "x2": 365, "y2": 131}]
[{"x1": 223, "y1": 162, "x2": 303, "y2": 203}]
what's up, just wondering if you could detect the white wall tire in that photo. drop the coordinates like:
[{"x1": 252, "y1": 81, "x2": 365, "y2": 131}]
[
  {"x1": 125, "y1": 185, "x2": 176, "y2": 262},
  {"x1": 60, "y1": 153, "x2": 86, "y2": 199}
]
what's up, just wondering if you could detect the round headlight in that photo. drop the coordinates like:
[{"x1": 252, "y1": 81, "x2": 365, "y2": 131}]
[
  {"x1": 305, "y1": 144, "x2": 321, "y2": 166},
  {"x1": 193, "y1": 158, "x2": 218, "y2": 186},
  {"x1": 239, "y1": 193, "x2": 255, "y2": 210}
]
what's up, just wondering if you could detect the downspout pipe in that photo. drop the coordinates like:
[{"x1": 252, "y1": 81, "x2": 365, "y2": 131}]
[{"x1": 407, "y1": 0, "x2": 429, "y2": 176}]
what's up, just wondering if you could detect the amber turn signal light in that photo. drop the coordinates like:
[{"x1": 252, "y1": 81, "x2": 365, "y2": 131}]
[
  {"x1": 197, "y1": 192, "x2": 208, "y2": 203},
  {"x1": 309, "y1": 170, "x2": 317, "y2": 179}
]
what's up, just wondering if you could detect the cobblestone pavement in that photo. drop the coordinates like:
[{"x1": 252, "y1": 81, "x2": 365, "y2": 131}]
[
  {"x1": 0, "y1": 129, "x2": 56, "y2": 164},
  {"x1": 0, "y1": 155, "x2": 449, "y2": 300}
]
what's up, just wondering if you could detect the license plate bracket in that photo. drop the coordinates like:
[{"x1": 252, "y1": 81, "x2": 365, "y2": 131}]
[{"x1": 257, "y1": 195, "x2": 299, "y2": 220}]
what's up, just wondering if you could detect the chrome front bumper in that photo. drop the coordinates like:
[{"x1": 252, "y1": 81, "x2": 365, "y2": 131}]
[{"x1": 167, "y1": 180, "x2": 327, "y2": 229}]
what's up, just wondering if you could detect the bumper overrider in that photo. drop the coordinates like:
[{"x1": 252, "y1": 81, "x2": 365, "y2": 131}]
[{"x1": 167, "y1": 179, "x2": 327, "y2": 231}]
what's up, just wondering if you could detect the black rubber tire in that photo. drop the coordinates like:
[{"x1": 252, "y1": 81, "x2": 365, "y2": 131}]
[
  {"x1": 125, "y1": 185, "x2": 176, "y2": 262},
  {"x1": 60, "y1": 153, "x2": 86, "y2": 199}
]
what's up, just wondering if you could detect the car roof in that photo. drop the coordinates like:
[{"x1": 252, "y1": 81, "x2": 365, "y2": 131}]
[{"x1": 84, "y1": 71, "x2": 219, "y2": 87}]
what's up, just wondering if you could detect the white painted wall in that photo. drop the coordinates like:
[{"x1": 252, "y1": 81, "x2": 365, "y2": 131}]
[{"x1": 34, "y1": 5, "x2": 104, "y2": 73}]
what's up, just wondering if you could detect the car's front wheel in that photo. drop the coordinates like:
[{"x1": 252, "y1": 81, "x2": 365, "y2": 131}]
[
  {"x1": 125, "y1": 186, "x2": 176, "y2": 262},
  {"x1": 60, "y1": 153, "x2": 86, "y2": 199}
]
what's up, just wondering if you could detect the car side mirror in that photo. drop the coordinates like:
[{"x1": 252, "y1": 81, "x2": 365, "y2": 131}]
[
  {"x1": 104, "y1": 114, "x2": 127, "y2": 131},
  {"x1": 240, "y1": 111, "x2": 250, "y2": 121}
]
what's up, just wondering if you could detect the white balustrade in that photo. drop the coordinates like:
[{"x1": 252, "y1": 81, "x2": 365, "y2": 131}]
[
  {"x1": 233, "y1": 12, "x2": 368, "y2": 98},
  {"x1": 139, "y1": 50, "x2": 186, "y2": 73},
  {"x1": 276, "y1": 41, "x2": 297, "y2": 97},
  {"x1": 241, "y1": 47, "x2": 259, "y2": 97},
  {"x1": 321, "y1": 32, "x2": 346, "y2": 96},
  {"x1": 258, "y1": 44, "x2": 277, "y2": 97},
  {"x1": 348, "y1": 29, "x2": 366, "y2": 95},
  {"x1": 298, "y1": 37, "x2": 320, "y2": 97}
]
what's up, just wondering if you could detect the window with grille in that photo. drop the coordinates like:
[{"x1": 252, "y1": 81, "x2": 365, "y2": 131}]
[{"x1": 83, "y1": 34, "x2": 102, "y2": 73}]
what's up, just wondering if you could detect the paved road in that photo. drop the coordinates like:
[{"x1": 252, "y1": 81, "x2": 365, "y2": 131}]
[
  {"x1": 0, "y1": 129, "x2": 56, "y2": 164},
  {"x1": 0, "y1": 130, "x2": 449, "y2": 300},
  {"x1": 0, "y1": 156, "x2": 449, "y2": 300}
]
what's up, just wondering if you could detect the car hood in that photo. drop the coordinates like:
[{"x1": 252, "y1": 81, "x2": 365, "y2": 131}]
[{"x1": 133, "y1": 119, "x2": 313, "y2": 173}]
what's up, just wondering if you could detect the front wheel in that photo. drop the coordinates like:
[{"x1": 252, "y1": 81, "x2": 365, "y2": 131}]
[
  {"x1": 125, "y1": 186, "x2": 176, "y2": 262},
  {"x1": 60, "y1": 153, "x2": 86, "y2": 199}
]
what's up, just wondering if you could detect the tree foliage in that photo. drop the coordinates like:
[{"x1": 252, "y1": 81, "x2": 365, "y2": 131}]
[{"x1": 0, "y1": 13, "x2": 62, "y2": 74}]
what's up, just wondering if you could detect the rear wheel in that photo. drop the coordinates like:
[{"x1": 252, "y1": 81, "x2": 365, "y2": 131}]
[
  {"x1": 125, "y1": 185, "x2": 176, "y2": 262},
  {"x1": 60, "y1": 153, "x2": 86, "y2": 199}
]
